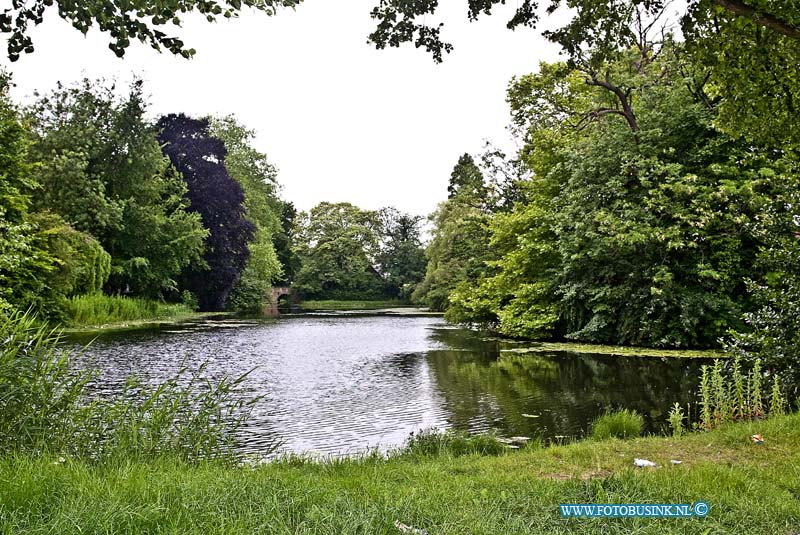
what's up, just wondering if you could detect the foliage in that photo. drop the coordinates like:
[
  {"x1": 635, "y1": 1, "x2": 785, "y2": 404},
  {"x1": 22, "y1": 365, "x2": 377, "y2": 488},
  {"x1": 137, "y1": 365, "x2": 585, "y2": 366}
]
[
  {"x1": 272, "y1": 201, "x2": 301, "y2": 285},
  {"x1": 668, "y1": 403, "x2": 686, "y2": 438},
  {"x1": 452, "y1": 45, "x2": 787, "y2": 347},
  {"x1": 590, "y1": 409, "x2": 643, "y2": 440},
  {"x1": 413, "y1": 154, "x2": 493, "y2": 312},
  {"x1": 158, "y1": 113, "x2": 254, "y2": 311},
  {"x1": 375, "y1": 208, "x2": 426, "y2": 300},
  {"x1": 66, "y1": 294, "x2": 193, "y2": 326},
  {"x1": 210, "y1": 116, "x2": 284, "y2": 313},
  {"x1": 2, "y1": 0, "x2": 302, "y2": 61},
  {"x1": 366, "y1": 0, "x2": 800, "y2": 148},
  {"x1": 0, "y1": 76, "x2": 56, "y2": 315},
  {"x1": 695, "y1": 356, "x2": 786, "y2": 431},
  {"x1": 0, "y1": 310, "x2": 262, "y2": 462},
  {"x1": 399, "y1": 428, "x2": 510, "y2": 457},
  {"x1": 298, "y1": 299, "x2": 406, "y2": 311},
  {"x1": 28, "y1": 79, "x2": 207, "y2": 298},
  {"x1": 0, "y1": 74, "x2": 112, "y2": 318},
  {"x1": 726, "y1": 178, "x2": 800, "y2": 396},
  {"x1": 293, "y1": 202, "x2": 385, "y2": 300},
  {"x1": 683, "y1": 0, "x2": 800, "y2": 147},
  {"x1": 28, "y1": 212, "x2": 111, "y2": 298}
]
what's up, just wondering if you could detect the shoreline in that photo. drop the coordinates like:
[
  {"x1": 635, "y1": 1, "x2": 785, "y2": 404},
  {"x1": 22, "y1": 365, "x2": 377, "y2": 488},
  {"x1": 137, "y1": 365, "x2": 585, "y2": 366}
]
[{"x1": 2, "y1": 413, "x2": 796, "y2": 534}]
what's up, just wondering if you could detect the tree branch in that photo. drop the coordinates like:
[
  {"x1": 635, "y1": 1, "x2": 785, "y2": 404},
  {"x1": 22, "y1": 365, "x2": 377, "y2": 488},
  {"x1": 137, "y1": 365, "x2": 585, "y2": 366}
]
[{"x1": 715, "y1": 0, "x2": 800, "y2": 40}]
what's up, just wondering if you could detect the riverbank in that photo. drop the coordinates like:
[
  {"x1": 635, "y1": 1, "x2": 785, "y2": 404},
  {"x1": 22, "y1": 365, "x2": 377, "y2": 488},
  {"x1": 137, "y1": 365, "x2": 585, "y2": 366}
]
[
  {"x1": 299, "y1": 299, "x2": 410, "y2": 310},
  {"x1": 2, "y1": 413, "x2": 797, "y2": 534},
  {"x1": 59, "y1": 294, "x2": 228, "y2": 334}
]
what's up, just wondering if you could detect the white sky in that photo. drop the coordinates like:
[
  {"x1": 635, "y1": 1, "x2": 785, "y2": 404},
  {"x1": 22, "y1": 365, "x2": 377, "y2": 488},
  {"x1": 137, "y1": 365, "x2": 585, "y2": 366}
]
[{"x1": 3, "y1": 0, "x2": 565, "y2": 217}]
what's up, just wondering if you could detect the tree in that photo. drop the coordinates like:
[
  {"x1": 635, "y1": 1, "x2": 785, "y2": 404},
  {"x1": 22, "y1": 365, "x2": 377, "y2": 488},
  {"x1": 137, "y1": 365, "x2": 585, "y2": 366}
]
[
  {"x1": 2, "y1": 0, "x2": 302, "y2": 62},
  {"x1": 0, "y1": 74, "x2": 111, "y2": 318},
  {"x1": 157, "y1": 113, "x2": 254, "y2": 311},
  {"x1": 413, "y1": 154, "x2": 493, "y2": 312},
  {"x1": 454, "y1": 45, "x2": 784, "y2": 347},
  {"x1": 28, "y1": 79, "x2": 207, "y2": 298},
  {"x1": 447, "y1": 154, "x2": 485, "y2": 199},
  {"x1": 367, "y1": 0, "x2": 800, "y2": 147},
  {"x1": 727, "y1": 167, "x2": 800, "y2": 395},
  {"x1": 375, "y1": 208, "x2": 426, "y2": 300},
  {"x1": 210, "y1": 116, "x2": 283, "y2": 313},
  {"x1": 293, "y1": 202, "x2": 384, "y2": 300},
  {"x1": 272, "y1": 201, "x2": 301, "y2": 285}
]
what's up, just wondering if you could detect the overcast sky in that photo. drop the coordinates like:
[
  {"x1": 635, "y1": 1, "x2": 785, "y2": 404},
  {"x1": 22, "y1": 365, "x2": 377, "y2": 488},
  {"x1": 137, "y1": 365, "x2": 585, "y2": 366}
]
[{"x1": 3, "y1": 0, "x2": 565, "y2": 217}]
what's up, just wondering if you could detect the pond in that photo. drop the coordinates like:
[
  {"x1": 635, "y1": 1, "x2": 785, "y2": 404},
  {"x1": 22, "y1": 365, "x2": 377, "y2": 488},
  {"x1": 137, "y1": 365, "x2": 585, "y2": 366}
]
[{"x1": 65, "y1": 313, "x2": 710, "y2": 456}]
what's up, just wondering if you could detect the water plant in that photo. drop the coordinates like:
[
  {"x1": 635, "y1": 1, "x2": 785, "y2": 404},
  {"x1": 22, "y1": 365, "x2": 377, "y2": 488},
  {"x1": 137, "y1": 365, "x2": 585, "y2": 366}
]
[{"x1": 591, "y1": 409, "x2": 643, "y2": 440}]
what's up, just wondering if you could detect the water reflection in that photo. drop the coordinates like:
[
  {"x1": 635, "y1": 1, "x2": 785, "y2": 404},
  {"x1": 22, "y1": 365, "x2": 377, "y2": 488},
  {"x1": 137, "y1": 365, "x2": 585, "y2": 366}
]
[
  {"x1": 427, "y1": 326, "x2": 704, "y2": 439},
  {"x1": 65, "y1": 316, "x2": 707, "y2": 455}
]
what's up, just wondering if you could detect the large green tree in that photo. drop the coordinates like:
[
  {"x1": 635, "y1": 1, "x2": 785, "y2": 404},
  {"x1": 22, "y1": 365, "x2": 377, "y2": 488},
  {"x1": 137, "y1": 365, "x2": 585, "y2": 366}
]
[
  {"x1": 375, "y1": 208, "x2": 427, "y2": 300},
  {"x1": 28, "y1": 79, "x2": 207, "y2": 298},
  {"x1": 210, "y1": 116, "x2": 284, "y2": 313},
  {"x1": 0, "y1": 74, "x2": 110, "y2": 317},
  {"x1": 293, "y1": 202, "x2": 385, "y2": 300},
  {"x1": 413, "y1": 154, "x2": 493, "y2": 312},
  {"x1": 454, "y1": 45, "x2": 786, "y2": 347}
]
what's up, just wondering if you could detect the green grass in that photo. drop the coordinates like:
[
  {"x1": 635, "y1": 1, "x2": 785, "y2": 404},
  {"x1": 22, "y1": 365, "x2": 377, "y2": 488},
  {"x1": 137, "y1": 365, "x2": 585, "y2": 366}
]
[
  {"x1": 299, "y1": 299, "x2": 409, "y2": 311},
  {"x1": 65, "y1": 293, "x2": 196, "y2": 327},
  {"x1": 2, "y1": 413, "x2": 799, "y2": 534},
  {"x1": 591, "y1": 409, "x2": 645, "y2": 440}
]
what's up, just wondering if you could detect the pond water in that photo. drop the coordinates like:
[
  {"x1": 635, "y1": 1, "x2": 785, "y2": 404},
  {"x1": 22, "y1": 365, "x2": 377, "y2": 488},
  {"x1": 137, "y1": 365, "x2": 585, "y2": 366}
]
[{"x1": 65, "y1": 314, "x2": 708, "y2": 456}]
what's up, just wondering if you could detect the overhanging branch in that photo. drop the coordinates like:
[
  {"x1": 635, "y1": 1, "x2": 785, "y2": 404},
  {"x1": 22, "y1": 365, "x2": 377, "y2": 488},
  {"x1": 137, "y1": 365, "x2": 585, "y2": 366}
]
[{"x1": 715, "y1": 0, "x2": 800, "y2": 39}]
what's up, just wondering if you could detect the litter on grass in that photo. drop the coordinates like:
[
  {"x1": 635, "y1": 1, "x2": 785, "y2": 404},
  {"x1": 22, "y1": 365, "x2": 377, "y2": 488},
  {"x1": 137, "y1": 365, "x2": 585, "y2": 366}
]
[{"x1": 395, "y1": 520, "x2": 429, "y2": 535}]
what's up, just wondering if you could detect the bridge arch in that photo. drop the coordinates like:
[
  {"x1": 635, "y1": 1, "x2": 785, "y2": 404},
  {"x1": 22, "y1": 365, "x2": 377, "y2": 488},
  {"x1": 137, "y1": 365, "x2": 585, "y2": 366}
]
[{"x1": 263, "y1": 286, "x2": 298, "y2": 316}]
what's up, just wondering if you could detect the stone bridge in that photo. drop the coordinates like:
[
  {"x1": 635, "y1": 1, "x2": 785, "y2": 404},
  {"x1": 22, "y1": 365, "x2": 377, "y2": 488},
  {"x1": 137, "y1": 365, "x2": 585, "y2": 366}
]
[{"x1": 263, "y1": 286, "x2": 298, "y2": 316}]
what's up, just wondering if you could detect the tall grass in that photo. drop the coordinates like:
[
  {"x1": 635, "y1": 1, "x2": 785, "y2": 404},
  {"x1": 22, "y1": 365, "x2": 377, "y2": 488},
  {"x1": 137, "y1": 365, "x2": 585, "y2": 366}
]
[
  {"x1": 0, "y1": 310, "x2": 265, "y2": 463},
  {"x1": 397, "y1": 428, "x2": 513, "y2": 457},
  {"x1": 66, "y1": 293, "x2": 194, "y2": 326},
  {"x1": 591, "y1": 409, "x2": 644, "y2": 440}
]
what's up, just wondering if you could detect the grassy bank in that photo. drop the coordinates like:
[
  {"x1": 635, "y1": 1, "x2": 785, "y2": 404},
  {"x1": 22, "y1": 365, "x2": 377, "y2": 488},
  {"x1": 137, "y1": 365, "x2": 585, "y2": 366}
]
[
  {"x1": 2, "y1": 414, "x2": 798, "y2": 534},
  {"x1": 64, "y1": 293, "x2": 201, "y2": 329},
  {"x1": 299, "y1": 299, "x2": 409, "y2": 311}
]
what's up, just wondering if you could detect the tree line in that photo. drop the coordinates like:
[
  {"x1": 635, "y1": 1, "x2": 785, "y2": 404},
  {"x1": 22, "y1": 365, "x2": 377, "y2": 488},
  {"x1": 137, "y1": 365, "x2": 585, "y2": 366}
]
[
  {"x1": 410, "y1": 24, "x2": 799, "y2": 391},
  {"x1": 0, "y1": 75, "x2": 427, "y2": 320}
]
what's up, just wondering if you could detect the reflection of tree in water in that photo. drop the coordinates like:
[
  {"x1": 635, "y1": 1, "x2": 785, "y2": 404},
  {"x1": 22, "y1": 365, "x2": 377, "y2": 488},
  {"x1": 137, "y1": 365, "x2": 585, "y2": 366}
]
[{"x1": 425, "y1": 328, "x2": 708, "y2": 440}]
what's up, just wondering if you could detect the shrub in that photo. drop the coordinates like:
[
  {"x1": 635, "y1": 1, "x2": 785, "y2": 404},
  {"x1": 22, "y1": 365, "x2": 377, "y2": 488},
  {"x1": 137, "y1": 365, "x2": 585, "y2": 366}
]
[{"x1": 591, "y1": 409, "x2": 644, "y2": 440}]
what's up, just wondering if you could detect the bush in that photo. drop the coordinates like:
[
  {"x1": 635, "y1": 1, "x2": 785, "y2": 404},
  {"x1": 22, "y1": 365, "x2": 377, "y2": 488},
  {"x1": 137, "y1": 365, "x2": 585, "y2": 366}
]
[{"x1": 591, "y1": 409, "x2": 644, "y2": 440}]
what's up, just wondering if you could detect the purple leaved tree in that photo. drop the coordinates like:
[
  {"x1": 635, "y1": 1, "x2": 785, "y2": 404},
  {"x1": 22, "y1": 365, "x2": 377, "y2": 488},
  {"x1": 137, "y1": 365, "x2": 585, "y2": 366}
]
[{"x1": 157, "y1": 114, "x2": 254, "y2": 311}]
